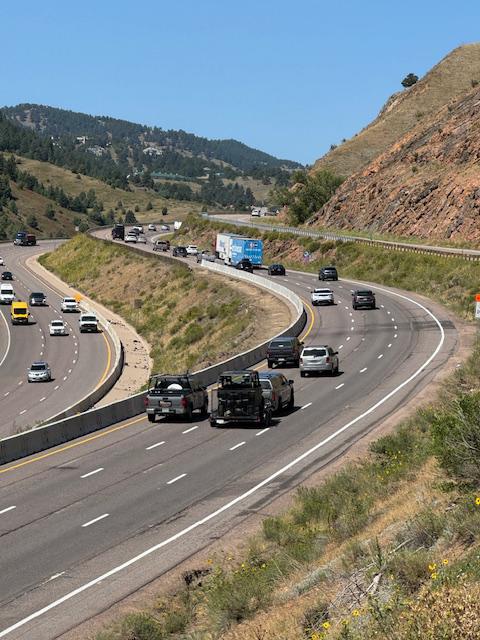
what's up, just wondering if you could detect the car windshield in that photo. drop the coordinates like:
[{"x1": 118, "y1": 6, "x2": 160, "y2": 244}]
[
  {"x1": 82, "y1": 316, "x2": 97, "y2": 322},
  {"x1": 270, "y1": 339, "x2": 293, "y2": 347},
  {"x1": 303, "y1": 348, "x2": 327, "y2": 357},
  {"x1": 154, "y1": 377, "x2": 190, "y2": 391},
  {"x1": 260, "y1": 380, "x2": 272, "y2": 390},
  {"x1": 51, "y1": 321, "x2": 63, "y2": 326},
  {"x1": 314, "y1": 289, "x2": 331, "y2": 294},
  {"x1": 64, "y1": 298, "x2": 76, "y2": 303},
  {"x1": 357, "y1": 290, "x2": 373, "y2": 296},
  {"x1": 219, "y1": 373, "x2": 256, "y2": 388},
  {"x1": 31, "y1": 363, "x2": 46, "y2": 371}
]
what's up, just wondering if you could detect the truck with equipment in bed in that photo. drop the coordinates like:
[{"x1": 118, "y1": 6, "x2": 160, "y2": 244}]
[
  {"x1": 209, "y1": 370, "x2": 272, "y2": 428},
  {"x1": 145, "y1": 374, "x2": 208, "y2": 422}
]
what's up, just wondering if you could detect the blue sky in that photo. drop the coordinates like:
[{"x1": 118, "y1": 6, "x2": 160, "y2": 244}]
[{"x1": 3, "y1": 0, "x2": 480, "y2": 164}]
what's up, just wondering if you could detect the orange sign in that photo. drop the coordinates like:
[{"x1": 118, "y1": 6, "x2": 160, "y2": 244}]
[
  {"x1": 476, "y1": 294, "x2": 480, "y2": 302},
  {"x1": 74, "y1": 293, "x2": 83, "y2": 302}
]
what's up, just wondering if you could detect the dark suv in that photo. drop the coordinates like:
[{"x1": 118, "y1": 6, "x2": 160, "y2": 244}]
[
  {"x1": 29, "y1": 292, "x2": 47, "y2": 306},
  {"x1": 173, "y1": 246, "x2": 188, "y2": 257},
  {"x1": 235, "y1": 258, "x2": 253, "y2": 272},
  {"x1": 268, "y1": 264, "x2": 286, "y2": 276},
  {"x1": 352, "y1": 289, "x2": 376, "y2": 310},
  {"x1": 266, "y1": 336, "x2": 303, "y2": 368},
  {"x1": 319, "y1": 266, "x2": 338, "y2": 281}
]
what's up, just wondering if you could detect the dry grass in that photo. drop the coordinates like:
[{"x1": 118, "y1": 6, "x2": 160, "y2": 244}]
[
  {"x1": 313, "y1": 43, "x2": 480, "y2": 177},
  {"x1": 15, "y1": 156, "x2": 202, "y2": 220},
  {"x1": 40, "y1": 234, "x2": 289, "y2": 375}
]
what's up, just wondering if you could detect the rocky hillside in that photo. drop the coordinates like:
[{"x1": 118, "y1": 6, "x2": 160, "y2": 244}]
[
  {"x1": 308, "y1": 82, "x2": 480, "y2": 243},
  {"x1": 312, "y1": 43, "x2": 480, "y2": 178}
]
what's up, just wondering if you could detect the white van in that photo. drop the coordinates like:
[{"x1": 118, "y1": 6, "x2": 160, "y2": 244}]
[{"x1": 0, "y1": 284, "x2": 15, "y2": 304}]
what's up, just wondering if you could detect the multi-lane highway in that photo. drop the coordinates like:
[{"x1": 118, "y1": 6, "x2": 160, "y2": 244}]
[
  {"x1": 0, "y1": 241, "x2": 116, "y2": 435},
  {"x1": 0, "y1": 232, "x2": 458, "y2": 639}
]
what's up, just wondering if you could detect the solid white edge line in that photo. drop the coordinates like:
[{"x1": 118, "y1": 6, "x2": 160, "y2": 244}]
[
  {"x1": 81, "y1": 514, "x2": 109, "y2": 528},
  {"x1": 80, "y1": 468, "x2": 104, "y2": 479},
  {"x1": 0, "y1": 279, "x2": 446, "y2": 638},
  {"x1": 0, "y1": 309, "x2": 11, "y2": 369},
  {"x1": 0, "y1": 506, "x2": 16, "y2": 515},
  {"x1": 167, "y1": 473, "x2": 187, "y2": 485}
]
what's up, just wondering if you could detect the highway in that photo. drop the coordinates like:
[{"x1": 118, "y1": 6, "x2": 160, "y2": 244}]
[
  {"x1": 0, "y1": 241, "x2": 116, "y2": 436},
  {"x1": 0, "y1": 231, "x2": 458, "y2": 639}
]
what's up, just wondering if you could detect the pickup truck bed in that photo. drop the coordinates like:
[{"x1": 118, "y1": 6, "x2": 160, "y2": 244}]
[{"x1": 145, "y1": 375, "x2": 208, "y2": 422}]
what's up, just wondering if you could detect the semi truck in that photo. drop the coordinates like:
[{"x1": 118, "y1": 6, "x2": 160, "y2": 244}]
[
  {"x1": 215, "y1": 233, "x2": 263, "y2": 267},
  {"x1": 14, "y1": 232, "x2": 36, "y2": 246},
  {"x1": 111, "y1": 224, "x2": 125, "y2": 240}
]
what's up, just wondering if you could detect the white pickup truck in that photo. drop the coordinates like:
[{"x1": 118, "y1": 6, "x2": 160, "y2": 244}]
[{"x1": 79, "y1": 313, "x2": 99, "y2": 333}]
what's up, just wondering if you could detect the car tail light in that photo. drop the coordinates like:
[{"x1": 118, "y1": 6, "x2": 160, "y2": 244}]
[
  {"x1": 180, "y1": 396, "x2": 188, "y2": 408},
  {"x1": 144, "y1": 396, "x2": 149, "y2": 407},
  {"x1": 300, "y1": 358, "x2": 303, "y2": 365}
]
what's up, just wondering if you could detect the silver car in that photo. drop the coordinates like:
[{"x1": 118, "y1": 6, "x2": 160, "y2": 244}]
[
  {"x1": 300, "y1": 345, "x2": 339, "y2": 376},
  {"x1": 28, "y1": 361, "x2": 52, "y2": 382},
  {"x1": 258, "y1": 372, "x2": 294, "y2": 412}
]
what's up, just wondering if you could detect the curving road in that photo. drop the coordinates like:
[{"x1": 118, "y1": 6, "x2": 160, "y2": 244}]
[
  {"x1": 0, "y1": 232, "x2": 458, "y2": 639},
  {"x1": 0, "y1": 241, "x2": 116, "y2": 436}
]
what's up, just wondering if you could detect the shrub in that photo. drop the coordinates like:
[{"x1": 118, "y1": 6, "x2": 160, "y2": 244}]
[{"x1": 386, "y1": 549, "x2": 432, "y2": 593}]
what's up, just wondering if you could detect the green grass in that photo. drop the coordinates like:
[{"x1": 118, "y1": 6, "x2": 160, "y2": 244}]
[{"x1": 312, "y1": 43, "x2": 480, "y2": 177}]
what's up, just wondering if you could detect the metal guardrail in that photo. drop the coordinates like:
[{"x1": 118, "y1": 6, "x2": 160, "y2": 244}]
[
  {"x1": 202, "y1": 214, "x2": 480, "y2": 262},
  {"x1": 0, "y1": 235, "x2": 305, "y2": 465}
]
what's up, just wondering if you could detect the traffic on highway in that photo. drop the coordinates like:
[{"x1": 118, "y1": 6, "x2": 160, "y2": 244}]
[{"x1": 0, "y1": 228, "x2": 458, "y2": 639}]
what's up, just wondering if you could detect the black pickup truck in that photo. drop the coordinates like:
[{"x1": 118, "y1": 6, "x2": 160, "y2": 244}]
[
  {"x1": 266, "y1": 336, "x2": 303, "y2": 368},
  {"x1": 210, "y1": 370, "x2": 272, "y2": 428}
]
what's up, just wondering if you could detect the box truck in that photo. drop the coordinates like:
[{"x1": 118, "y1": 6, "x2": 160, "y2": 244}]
[{"x1": 215, "y1": 233, "x2": 263, "y2": 267}]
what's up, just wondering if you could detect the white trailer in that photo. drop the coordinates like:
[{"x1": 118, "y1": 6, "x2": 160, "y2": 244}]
[{"x1": 215, "y1": 233, "x2": 236, "y2": 261}]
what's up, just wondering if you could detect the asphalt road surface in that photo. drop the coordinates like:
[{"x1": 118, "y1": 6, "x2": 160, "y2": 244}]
[
  {"x1": 0, "y1": 241, "x2": 116, "y2": 436},
  {"x1": 0, "y1": 231, "x2": 458, "y2": 639}
]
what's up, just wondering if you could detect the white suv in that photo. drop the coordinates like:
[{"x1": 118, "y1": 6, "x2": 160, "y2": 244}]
[
  {"x1": 0, "y1": 284, "x2": 14, "y2": 304},
  {"x1": 61, "y1": 297, "x2": 79, "y2": 312},
  {"x1": 311, "y1": 288, "x2": 334, "y2": 306},
  {"x1": 300, "y1": 345, "x2": 339, "y2": 376},
  {"x1": 186, "y1": 245, "x2": 198, "y2": 256}
]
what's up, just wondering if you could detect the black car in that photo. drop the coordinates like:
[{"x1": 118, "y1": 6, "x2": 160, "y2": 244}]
[
  {"x1": 173, "y1": 246, "x2": 188, "y2": 257},
  {"x1": 29, "y1": 292, "x2": 47, "y2": 306},
  {"x1": 268, "y1": 263, "x2": 286, "y2": 276},
  {"x1": 319, "y1": 266, "x2": 338, "y2": 281},
  {"x1": 352, "y1": 289, "x2": 376, "y2": 310},
  {"x1": 266, "y1": 336, "x2": 303, "y2": 368},
  {"x1": 1, "y1": 271, "x2": 13, "y2": 281},
  {"x1": 235, "y1": 258, "x2": 253, "y2": 272}
]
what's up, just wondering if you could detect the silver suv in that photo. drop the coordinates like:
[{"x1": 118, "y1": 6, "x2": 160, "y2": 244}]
[
  {"x1": 300, "y1": 345, "x2": 339, "y2": 377},
  {"x1": 258, "y1": 372, "x2": 294, "y2": 412},
  {"x1": 28, "y1": 361, "x2": 52, "y2": 382}
]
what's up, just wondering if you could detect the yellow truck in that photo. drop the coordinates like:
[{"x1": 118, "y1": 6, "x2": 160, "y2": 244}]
[{"x1": 11, "y1": 301, "x2": 30, "y2": 325}]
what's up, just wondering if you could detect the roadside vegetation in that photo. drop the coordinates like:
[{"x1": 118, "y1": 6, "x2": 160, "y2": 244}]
[
  {"x1": 39, "y1": 234, "x2": 286, "y2": 375},
  {"x1": 94, "y1": 338, "x2": 480, "y2": 640},
  {"x1": 177, "y1": 214, "x2": 479, "y2": 319},
  {"x1": 86, "y1": 215, "x2": 480, "y2": 639}
]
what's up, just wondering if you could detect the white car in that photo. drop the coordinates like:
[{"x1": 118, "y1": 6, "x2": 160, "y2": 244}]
[
  {"x1": 0, "y1": 284, "x2": 15, "y2": 304},
  {"x1": 186, "y1": 244, "x2": 198, "y2": 256},
  {"x1": 160, "y1": 224, "x2": 170, "y2": 232},
  {"x1": 136, "y1": 234, "x2": 147, "y2": 244},
  {"x1": 79, "y1": 313, "x2": 99, "y2": 333},
  {"x1": 125, "y1": 233, "x2": 138, "y2": 243},
  {"x1": 49, "y1": 319, "x2": 68, "y2": 336},
  {"x1": 132, "y1": 225, "x2": 144, "y2": 234},
  {"x1": 0, "y1": 257, "x2": 4, "y2": 266},
  {"x1": 311, "y1": 288, "x2": 335, "y2": 306},
  {"x1": 27, "y1": 361, "x2": 52, "y2": 383},
  {"x1": 61, "y1": 296, "x2": 79, "y2": 312},
  {"x1": 148, "y1": 224, "x2": 157, "y2": 231}
]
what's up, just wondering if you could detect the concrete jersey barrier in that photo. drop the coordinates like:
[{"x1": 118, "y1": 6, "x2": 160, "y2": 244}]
[
  {"x1": 201, "y1": 214, "x2": 480, "y2": 262},
  {"x1": 0, "y1": 241, "x2": 305, "y2": 465}
]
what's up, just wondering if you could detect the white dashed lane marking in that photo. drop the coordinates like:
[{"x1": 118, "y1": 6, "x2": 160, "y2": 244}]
[
  {"x1": 229, "y1": 442, "x2": 246, "y2": 451},
  {"x1": 360, "y1": 367, "x2": 367, "y2": 373},
  {"x1": 167, "y1": 473, "x2": 187, "y2": 484},
  {"x1": 335, "y1": 383, "x2": 344, "y2": 390},
  {"x1": 182, "y1": 426, "x2": 198, "y2": 434},
  {"x1": 146, "y1": 441, "x2": 166, "y2": 450},
  {"x1": 0, "y1": 505, "x2": 16, "y2": 515},
  {"x1": 378, "y1": 354, "x2": 384, "y2": 359},
  {"x1": 301, "y1": 402, "x2": 312, "y2": 410},
  {"x1": 256, "y1": 428, "x2": 270, "y2": 436},
  {"x1": 82, "y1": 514, "x2": 109, "y2": 528},
  {"x1": 81, "y1": 468, "x2": 104, "y2": 479}
]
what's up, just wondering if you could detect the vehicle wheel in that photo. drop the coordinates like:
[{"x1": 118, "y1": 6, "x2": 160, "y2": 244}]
[
  {"x1": 295, "y1": 359, "x2": 300, "y2": 367},
  {"x1": 210, "y1": 420, "x2": 217, "y2": 428},
  {"x1": 147, "y1": 414, "x2": 156, "y2": 423},
  {"x1": 267, "y1": 359, "x2": 273, "y2": 368},
  {"x1": 300, "y1": 371, "x2": 305, "y2": 377},
  {"x1": 288, "y1": 392, "x2": 294, "y2": 409},
  {"x1": 185, "y1": 405, "x2": 193, "y2": 422}
]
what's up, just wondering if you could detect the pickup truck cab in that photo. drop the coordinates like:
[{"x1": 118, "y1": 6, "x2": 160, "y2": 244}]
[
  {"x1": 11, "y1": 301, "x2": 29, "y2": 324},
  {"x1": 210, "y1": 370, "x2": 271, "y2": 428},
  {"x1": 145, "y1": 374, "x2": 208, "y2": 422},
  {"x1": 0, "y1": 284, "x2": 14, "y2": 304},
  {"x1": 266, "y1": 336, "x2": 303, "y2": 368},
  {"x1": 79, "y1": 313, "x2": 99, "y2": 333},
  {"x1": 49, "y1": 319, "x2": 68, "y2": 336},
  {"x1": 153, "y1": 239, "x2": 170, "y2": 252}
]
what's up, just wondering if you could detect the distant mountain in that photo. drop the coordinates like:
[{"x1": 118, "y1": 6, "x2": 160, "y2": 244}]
[
  {"x1": 2, "y1": 104, "x2": 301, "y2": 178},
  {"x1": 312, "y1": 43, "x2": 480, "y2": 178}
]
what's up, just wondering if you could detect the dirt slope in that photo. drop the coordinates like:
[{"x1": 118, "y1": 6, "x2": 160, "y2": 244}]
[
  {"x1": 309, "y1": 81, "x2": 480, "y2": 242},
  {"x1": 312, "y1": 43, "x2": 480, "y2": 177}
]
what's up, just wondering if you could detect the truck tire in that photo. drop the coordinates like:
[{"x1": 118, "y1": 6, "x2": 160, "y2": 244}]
[
  {"x1": 147, "y1": 414, "x2": 156, "y2": 423},
  {"x1": 185, "y1": 405, "x2": 193, "y2": 422},
  {"x1": 288, "y1": 392, "x2": 294, "y2": 410},
  {"x1": 267, "y1": 359, "x2": 273, "y2": 368},
  {"x1": 200, "y1": 400, "x2": 208, "y2": 418}
]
